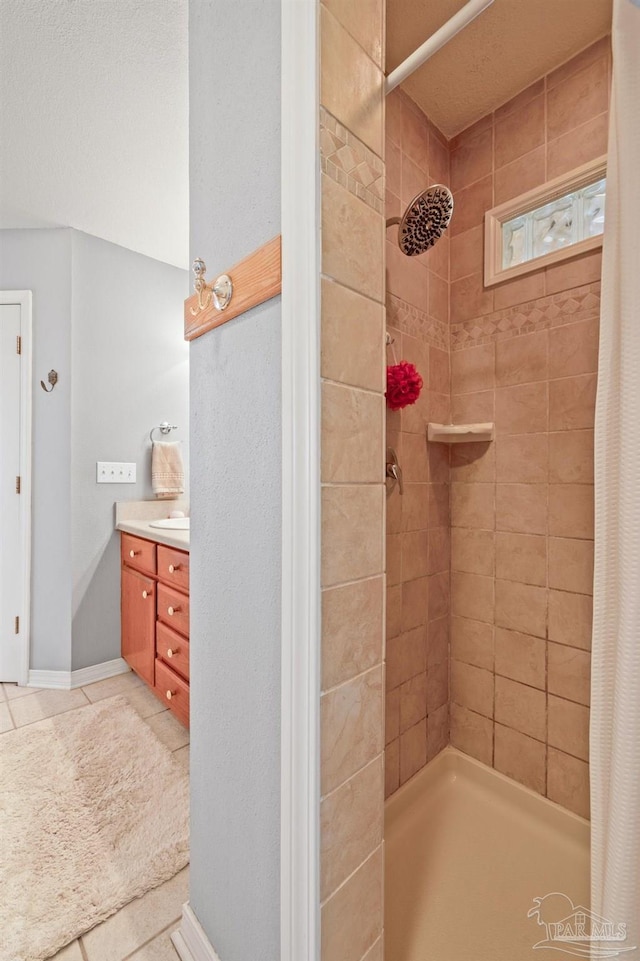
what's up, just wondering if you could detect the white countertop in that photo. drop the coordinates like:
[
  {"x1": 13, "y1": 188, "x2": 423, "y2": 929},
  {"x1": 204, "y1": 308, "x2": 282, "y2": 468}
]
[{"x1": 116, "y1": 519, "x2": 190, "y2": 552}]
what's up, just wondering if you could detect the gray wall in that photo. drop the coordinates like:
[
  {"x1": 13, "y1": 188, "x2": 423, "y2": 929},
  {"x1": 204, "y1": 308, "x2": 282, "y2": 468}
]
[
  {"x1": 188, "y1": 2, "x2": 282, "y2": 959},
  {"x1": 70, "y1": 230, "x2": 189, "y2": 670},
  {"x1": 0, "y1": 227, "x2": 189, "y2": 673},
  {"x1": 0, "y1": 228, "x2": 73, "y2": 672}
]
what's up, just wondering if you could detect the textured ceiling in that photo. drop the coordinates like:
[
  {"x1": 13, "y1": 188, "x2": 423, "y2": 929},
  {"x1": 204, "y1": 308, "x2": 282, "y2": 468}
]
[
  {"x1": 0, "y1": 0, "x2": 188, "y2": 267},
  {"x1": 387, "y1": 0, "x2": 613, "y2": 138}
]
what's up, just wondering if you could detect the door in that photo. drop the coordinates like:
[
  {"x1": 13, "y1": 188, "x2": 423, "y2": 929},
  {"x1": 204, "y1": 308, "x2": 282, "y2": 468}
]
[{"x1": 0, "y1": 296, "x2": 31, "y2": 683}]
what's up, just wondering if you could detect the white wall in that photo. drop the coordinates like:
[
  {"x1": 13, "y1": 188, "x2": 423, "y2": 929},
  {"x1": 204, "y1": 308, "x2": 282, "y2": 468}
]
[
  {"x1": 0, "y1": 229, "x2": 73, "y2": 672},
  {"x1": 71, "y1": 231, "x2": 189, "y2": 670},
  {"x1": 188, "y1": 1, "x2": 282, "y2": 958},
  {"x1": 0, "y1": 0, "x2": 188, "y2": 268},
  {"x1": 0, "y1": 227, "x2": 189, "y2": 673}
]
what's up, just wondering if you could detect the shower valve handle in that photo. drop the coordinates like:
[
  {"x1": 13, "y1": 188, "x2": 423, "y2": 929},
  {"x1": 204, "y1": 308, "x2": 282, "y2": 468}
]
[
  {"x1": 387, "y1": 463, "x2": 404, "y2": 494},
  {"x1": 386, "y1": 449, "x2": 404, "y2": 495}
]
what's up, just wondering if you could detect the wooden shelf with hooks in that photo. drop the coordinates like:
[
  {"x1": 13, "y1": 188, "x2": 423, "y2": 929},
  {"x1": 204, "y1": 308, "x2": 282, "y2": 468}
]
[{"x1": 184, "y1": 236, "x2": 282, "y2": 342}]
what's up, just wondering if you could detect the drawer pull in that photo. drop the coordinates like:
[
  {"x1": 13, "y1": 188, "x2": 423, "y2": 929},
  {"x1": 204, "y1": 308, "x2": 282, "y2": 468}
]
[
  {"x1": 167, "y1": 648, "x2": 178, "y2": 658},
  {"x1": 167, "y1": 605, "x2": 181, "y2": 616},
  {"x1": 166, "y1": 690, "x2": 175, "y2": 700},
  {"x1": 129, "y1": 549, "x2": 140, "y2": 558},
  {"x1": 168, "y1": 564, "x2": 181, "y2": 574},
  {"x1": 142, "y1": 590, "x2": 151, "y2": 599}
]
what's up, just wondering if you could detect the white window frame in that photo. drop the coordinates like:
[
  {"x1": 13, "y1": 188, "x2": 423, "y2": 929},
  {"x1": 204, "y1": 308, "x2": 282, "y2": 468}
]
[{"x1": 484, "y1": 155, "x2": 607, "y2": 287}]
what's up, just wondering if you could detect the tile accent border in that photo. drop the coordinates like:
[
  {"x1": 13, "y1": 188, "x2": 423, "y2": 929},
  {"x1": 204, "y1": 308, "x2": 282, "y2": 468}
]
[
  {"x1": 320, "y1": 107, "x2": 384, "y2": 214},
  {"x1": 451, "y1": 282, "x2": 601, "y2": 350},
  {"x1": 386, "y1": 292, "x2": 449, "y2": 351}
]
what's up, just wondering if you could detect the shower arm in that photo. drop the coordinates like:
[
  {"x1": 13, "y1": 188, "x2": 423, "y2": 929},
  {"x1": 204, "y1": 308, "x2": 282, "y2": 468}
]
[
  {"x1": 386, "y1": 217, "x2": 401, "y2": 228},
  {"x1": 385, "y1": 0, "x2": 495, "y2": 94}
]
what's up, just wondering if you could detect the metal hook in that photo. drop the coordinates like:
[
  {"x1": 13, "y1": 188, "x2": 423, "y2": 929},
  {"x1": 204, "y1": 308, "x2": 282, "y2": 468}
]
[
  {"x1": 40, "y1": 370, "x2": 58, "y2": 393},
  {"x1": 190, "y1": 258, "x2": 233, "y2": 315}
]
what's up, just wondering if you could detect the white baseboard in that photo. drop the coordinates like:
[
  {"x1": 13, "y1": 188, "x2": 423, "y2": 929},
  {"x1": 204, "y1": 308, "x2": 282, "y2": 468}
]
[
  {"x1": 70, "y1": 657, "x2": 130, "y2": 688},
  {"x1": 171, "y1": 904, "x2": 222, "y2": 961},
  {"x1": 28, "y1": 657, "x2": 130, "y2": 690}
]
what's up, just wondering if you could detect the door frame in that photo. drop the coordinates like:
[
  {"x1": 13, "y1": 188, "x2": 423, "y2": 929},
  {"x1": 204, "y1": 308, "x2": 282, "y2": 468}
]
[
  {"x1": 280, "y1": 2, "x2": 321, "y2": 960},
  {"x1": 1, "y1": 290, "x2": 32, "y2": 685}
]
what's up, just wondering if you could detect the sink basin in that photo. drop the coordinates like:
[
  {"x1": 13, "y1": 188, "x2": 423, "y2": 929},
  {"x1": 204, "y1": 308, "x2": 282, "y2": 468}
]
[{"x1": 149, "y1": 517, "x2": 190, "y2": 531}]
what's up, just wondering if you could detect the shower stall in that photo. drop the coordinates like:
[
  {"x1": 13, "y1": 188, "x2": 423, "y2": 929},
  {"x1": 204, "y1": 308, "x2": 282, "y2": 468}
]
[
  {"x1": 318, "y1": 0, "x2": 637, "y2": 958},
  {"x1": 382, "y1": 11, "x2": 602, "y2": 956}
]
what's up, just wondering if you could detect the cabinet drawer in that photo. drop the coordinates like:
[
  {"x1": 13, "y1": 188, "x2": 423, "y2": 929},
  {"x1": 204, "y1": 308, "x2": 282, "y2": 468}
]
[
  {"x1": 156, "y1": 621, "x2": 190, "y2": 681},
  {"x1": 155, "y1": 658, "x2": 189, "y2": 727},
  {"x1": 158, "y1": 545, "x2": 189, "y2": 593},
  {"x1": 121, "y1": 533, "x2": 156, "y2": 577},
  {"x1": 157, "y1": 583, "x2": 190, "y2": 637}
]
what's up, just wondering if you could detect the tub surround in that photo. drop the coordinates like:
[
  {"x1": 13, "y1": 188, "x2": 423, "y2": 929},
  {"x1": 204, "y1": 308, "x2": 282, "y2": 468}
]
[
  {"x1": 447, "y1": 38, "x2": 609, "y2": 819},
  {"x1": 385, "y1": 87, "x2": 452, "y2": 799},
  {"x1": 319, "y1": 5, "x2": 386, "y2": 961},
  {"x1": 382, "y1": 37, "x2": 609, "y2": 818}
]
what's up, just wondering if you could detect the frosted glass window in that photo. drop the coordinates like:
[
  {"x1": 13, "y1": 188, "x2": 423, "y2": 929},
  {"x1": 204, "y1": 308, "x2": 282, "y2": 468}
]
[
  {"x1": 502, "y1": 177, "x2": 606, "y2": 271},
  {"x1": 583, "y1": 179, "x2": 606, "y2": 237}
]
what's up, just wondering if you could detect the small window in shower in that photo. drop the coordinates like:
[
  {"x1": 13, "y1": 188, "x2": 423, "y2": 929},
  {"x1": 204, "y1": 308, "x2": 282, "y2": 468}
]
[{"x1": 484, "y1": 156, "x2": 607, "y2": 287}]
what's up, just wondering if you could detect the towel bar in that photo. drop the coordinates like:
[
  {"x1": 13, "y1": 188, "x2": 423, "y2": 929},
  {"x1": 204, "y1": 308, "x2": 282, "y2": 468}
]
[{"x1": 150, "y1": 422, "x2": 178, "y2": 444}]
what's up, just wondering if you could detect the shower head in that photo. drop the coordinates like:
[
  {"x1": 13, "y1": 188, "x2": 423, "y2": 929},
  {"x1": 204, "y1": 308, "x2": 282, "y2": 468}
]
[{"x1": 387, "y1": 184, "x2": 454, "y2": 256}]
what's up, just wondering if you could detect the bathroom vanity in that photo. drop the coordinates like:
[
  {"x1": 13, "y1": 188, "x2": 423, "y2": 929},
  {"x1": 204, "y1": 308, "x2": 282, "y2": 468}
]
[{"x1": 119, "y1": 527, "x2": 190, "y2": 727}]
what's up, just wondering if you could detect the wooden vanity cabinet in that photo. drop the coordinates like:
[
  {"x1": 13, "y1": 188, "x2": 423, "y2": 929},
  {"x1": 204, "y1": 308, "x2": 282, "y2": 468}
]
[{"x1": 121, "y1": 533, "x2": 190, "y2": 727}]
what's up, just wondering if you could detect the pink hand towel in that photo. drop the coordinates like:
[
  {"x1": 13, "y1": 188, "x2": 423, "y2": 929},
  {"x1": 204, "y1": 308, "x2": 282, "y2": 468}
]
[{"x1": 152, "y1": 441, "x2": 185, "y2": 499}]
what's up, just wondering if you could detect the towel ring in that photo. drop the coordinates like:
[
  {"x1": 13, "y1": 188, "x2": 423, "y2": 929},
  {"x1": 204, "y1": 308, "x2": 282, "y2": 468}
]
[{"x1": 150, "y1": 422, "x2": 178, "y2": 443}]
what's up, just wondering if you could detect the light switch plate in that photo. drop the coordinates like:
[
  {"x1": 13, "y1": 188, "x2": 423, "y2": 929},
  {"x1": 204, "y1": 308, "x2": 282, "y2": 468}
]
[{"x1": 96, "y1": 462, "x2": 137, "y2": 484}]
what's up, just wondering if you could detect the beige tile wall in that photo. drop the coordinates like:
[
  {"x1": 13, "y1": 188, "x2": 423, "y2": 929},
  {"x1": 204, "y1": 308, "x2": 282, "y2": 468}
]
[
  {"x1": 449, "y1": 35, "x2": 610, "y2": 331},
  {"x1": 320, "y1": 26, "x2": 607, "y2": 959},
  {"x1": 384, "y1": 88, "x2": 452, "y2": 797},
  {"x1": 448, "y1": 38, "x2": 610, "y2": 821},
  {"x1": 319, "y1": 3, "x2": 385, "y2": 960}
]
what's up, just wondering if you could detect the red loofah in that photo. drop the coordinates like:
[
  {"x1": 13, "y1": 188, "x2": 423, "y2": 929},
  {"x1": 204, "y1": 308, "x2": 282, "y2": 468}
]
[{"x1": 386, "y1": 361, "x2": 423, "y2": 411}]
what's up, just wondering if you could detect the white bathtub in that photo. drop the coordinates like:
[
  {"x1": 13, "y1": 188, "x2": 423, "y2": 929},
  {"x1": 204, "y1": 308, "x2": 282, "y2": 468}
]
[{"x1": 385, "y1": 747, "x2": 590, "y2": 961}]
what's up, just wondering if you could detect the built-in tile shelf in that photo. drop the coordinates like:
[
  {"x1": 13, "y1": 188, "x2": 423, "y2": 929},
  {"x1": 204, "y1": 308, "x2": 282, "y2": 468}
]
[{"x1": 427, "y1": 423, "x2": 495, "y2": 444}]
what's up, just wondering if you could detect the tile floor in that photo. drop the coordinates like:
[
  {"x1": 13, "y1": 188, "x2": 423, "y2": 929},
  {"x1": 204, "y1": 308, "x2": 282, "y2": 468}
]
[{"x1": 1, "y1": 670, "x2": 189, "y2": 961}]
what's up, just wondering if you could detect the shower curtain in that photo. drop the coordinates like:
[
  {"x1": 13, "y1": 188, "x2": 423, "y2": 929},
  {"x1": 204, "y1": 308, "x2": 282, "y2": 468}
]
[{"x1": 590, "y1": 0, "x2": 640, "y2": 957}]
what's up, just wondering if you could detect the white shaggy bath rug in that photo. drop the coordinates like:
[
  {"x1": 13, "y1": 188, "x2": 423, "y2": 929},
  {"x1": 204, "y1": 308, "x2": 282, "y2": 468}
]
[{"x1": 0, "y1": 695, "x2": 189, "y2": 961}]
